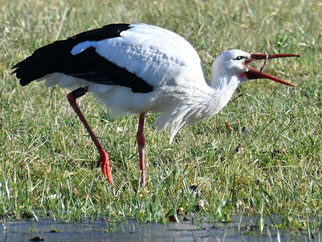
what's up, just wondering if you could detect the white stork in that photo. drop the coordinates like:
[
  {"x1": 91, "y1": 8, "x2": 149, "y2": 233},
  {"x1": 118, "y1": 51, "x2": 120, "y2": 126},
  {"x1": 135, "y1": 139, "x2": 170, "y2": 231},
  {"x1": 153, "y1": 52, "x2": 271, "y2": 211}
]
[{"x1": 12, "y1": 23, "x2": 299, "y2": 185}]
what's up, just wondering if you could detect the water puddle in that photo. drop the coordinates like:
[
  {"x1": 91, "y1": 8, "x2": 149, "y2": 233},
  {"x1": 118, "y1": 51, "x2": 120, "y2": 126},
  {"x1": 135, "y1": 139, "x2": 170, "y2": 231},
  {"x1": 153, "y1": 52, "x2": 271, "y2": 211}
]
[{"x1": 0, "y1": 217, "x2": 317, "y2": 241}]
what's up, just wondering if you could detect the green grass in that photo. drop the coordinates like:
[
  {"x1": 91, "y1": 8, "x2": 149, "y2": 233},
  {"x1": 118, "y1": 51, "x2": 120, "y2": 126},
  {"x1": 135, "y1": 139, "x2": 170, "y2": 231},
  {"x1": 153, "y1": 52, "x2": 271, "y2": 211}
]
[{"x1": 0, "y1": 0, "x2": 321, "y2": 234}]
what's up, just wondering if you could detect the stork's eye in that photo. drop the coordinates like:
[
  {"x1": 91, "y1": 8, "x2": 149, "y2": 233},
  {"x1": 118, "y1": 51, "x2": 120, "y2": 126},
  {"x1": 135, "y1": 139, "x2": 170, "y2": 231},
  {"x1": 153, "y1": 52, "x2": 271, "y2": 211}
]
[{"x1": 234, "y1": 56, "x2": 245, "y2": 61}]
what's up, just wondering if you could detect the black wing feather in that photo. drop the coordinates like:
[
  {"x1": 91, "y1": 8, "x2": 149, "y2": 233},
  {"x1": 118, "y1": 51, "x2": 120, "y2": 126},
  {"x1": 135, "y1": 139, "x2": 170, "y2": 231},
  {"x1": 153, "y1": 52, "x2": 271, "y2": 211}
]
[{"x1": 12, "y1": 24, "x2": 153, "y2": 93}]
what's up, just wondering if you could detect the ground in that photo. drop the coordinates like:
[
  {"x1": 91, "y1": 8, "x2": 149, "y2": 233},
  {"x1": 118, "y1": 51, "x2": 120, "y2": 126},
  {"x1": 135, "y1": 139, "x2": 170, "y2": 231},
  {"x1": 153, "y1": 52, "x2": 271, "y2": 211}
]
[{"x1": 0, "y1": 0, "x2": 321, "y2": 236}]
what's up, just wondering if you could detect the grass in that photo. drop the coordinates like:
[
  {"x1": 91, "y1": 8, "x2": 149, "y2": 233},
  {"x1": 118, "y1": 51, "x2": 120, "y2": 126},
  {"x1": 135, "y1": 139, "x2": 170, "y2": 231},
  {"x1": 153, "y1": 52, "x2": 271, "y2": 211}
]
[{"x1": 0, "y1": 0, "x2": 321, "y2": 235}]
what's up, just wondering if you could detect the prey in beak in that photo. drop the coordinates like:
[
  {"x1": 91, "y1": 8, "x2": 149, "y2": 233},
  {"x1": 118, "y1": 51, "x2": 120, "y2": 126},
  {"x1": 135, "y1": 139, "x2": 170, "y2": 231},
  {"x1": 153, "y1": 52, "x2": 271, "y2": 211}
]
[{"x1": 243, "y1": 53, "x2": 300, "y2": 87}]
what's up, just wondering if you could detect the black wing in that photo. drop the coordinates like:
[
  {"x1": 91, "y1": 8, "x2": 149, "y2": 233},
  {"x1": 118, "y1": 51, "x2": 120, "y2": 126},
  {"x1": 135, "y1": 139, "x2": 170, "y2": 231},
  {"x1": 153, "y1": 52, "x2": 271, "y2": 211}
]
[{"x1": 12, "y1": 24, "x2": 153, "y2": 93}]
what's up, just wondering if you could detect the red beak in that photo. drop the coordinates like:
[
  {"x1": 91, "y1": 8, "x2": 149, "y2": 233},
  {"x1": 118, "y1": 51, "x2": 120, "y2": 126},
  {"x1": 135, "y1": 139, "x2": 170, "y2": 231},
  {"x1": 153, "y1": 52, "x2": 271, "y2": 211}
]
[{"x1": 243, "y1": 53, "x2": 300, "y2": 87}]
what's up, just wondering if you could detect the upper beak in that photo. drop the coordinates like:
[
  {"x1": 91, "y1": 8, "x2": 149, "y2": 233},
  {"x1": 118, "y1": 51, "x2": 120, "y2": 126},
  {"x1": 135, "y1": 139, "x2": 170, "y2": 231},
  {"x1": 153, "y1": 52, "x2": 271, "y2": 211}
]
[{"x1": 243, "y1": 53, "x2": 300, "y2": 87}]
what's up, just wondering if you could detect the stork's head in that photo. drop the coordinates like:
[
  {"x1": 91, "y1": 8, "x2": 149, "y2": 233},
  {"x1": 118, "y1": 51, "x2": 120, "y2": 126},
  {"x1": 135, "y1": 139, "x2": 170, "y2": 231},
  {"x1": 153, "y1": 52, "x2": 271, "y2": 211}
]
[{"x1": 211, "y1": 49, "x2": 299, "y2": 87}]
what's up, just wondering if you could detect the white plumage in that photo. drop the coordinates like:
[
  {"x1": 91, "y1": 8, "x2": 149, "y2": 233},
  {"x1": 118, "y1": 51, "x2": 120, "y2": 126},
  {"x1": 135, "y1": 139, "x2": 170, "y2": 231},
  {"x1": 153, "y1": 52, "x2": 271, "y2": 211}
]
[
  {"x1": 42, "y1": 24, "x2": 237, "y2": 142},
  {"x1": 13, "y1": 23, "x2": 298, "y2": 184}
]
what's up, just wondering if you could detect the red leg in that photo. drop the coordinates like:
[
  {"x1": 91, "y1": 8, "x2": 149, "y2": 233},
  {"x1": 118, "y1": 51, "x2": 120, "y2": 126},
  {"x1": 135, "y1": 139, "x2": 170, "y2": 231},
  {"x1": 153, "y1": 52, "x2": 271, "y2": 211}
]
[
  {"x1": 137, "y1": 113, "x2": 146, "y2": 186},
  {"x1": 67, "y1": 86, "x2": 112, "y2": 184}
]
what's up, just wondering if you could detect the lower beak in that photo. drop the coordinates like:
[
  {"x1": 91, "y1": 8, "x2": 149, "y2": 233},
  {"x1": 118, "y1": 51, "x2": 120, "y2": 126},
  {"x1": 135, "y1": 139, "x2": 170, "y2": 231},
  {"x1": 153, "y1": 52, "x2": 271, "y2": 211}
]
[{"x1": 243, "y1": 53, "x2": 300, "y2": 87}]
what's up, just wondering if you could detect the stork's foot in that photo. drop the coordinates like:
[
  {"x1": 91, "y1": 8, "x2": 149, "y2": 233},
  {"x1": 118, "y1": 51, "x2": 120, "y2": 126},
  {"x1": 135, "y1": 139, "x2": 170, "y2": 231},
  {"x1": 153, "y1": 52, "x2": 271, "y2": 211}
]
[{"x1": 97, "y1": 149, "x2": 112, "y2": 184}]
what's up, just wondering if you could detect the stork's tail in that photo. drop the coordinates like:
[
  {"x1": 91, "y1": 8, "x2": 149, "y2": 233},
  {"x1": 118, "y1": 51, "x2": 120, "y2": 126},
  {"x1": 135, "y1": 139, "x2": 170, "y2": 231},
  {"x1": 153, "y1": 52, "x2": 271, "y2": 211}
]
[{"x1": 12, "y1": 40, "x2": 69, "y2": 86}]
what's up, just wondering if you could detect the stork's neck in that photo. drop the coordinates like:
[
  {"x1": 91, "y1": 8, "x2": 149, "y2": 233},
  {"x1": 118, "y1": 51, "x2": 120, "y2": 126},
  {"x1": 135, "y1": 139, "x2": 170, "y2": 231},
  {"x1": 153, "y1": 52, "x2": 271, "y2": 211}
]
[
  {"x1": 157, "y1": 71, "x2": 241, "y2": 143},
  {"x1": 183, "y1": 72, "x2": 240, "y2": 126},
  {"x1": 206, "y1": 69, "x2": 241, "y2": 115},
  {"x1": 210, "y1": 67, "x2": 240, "y2": 91}
]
